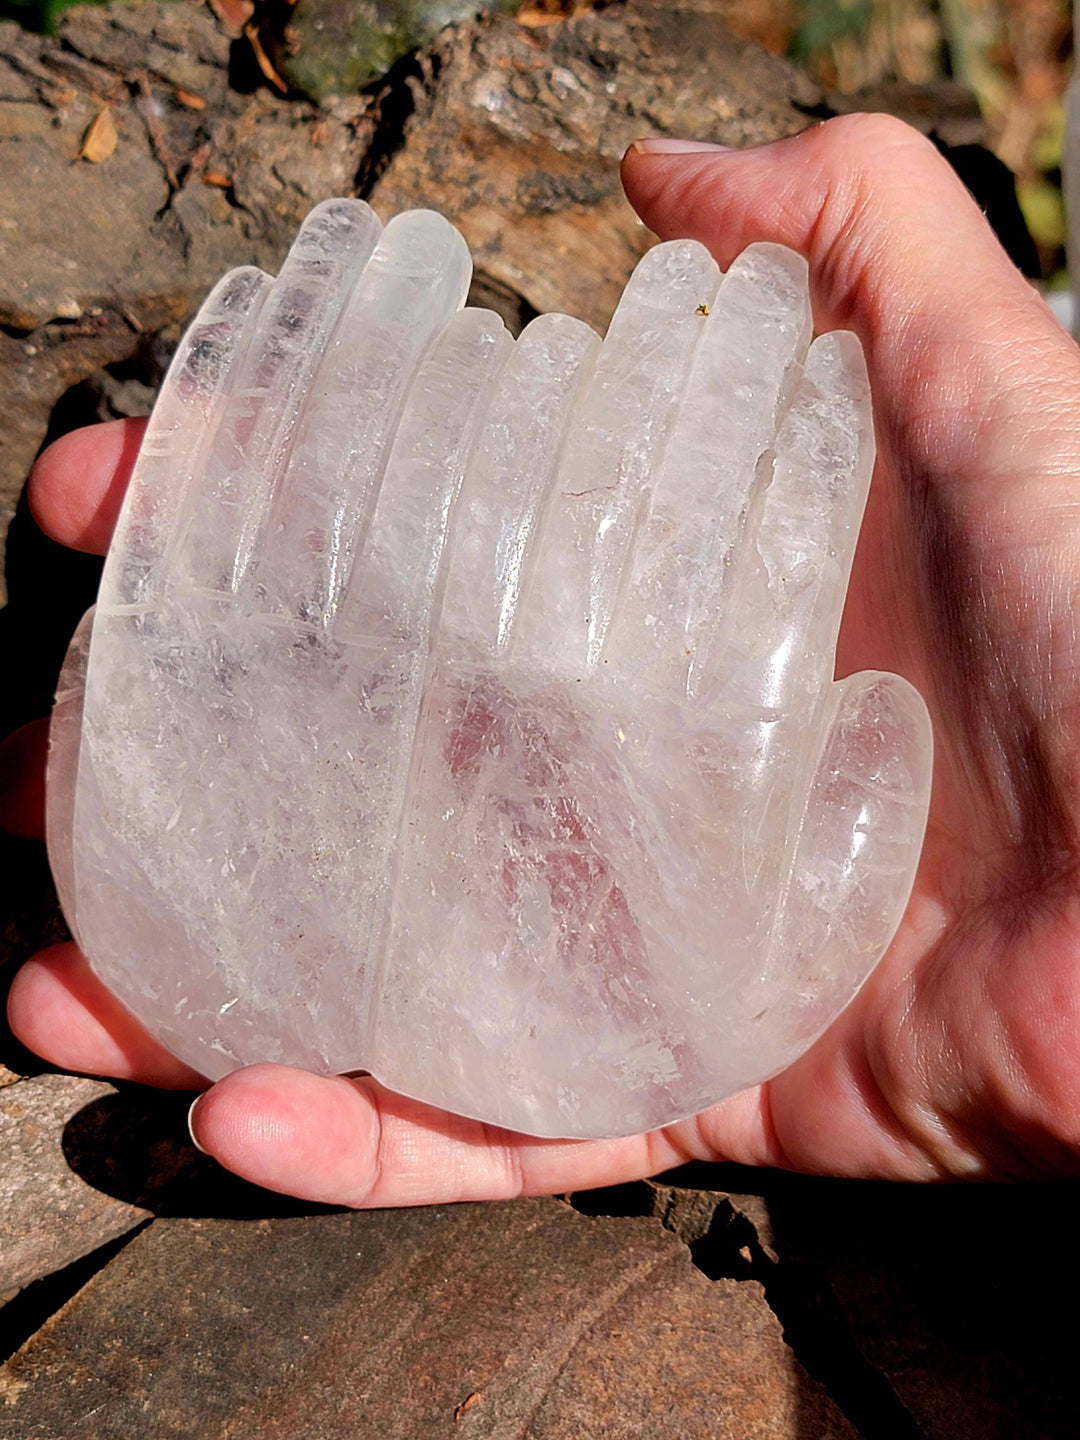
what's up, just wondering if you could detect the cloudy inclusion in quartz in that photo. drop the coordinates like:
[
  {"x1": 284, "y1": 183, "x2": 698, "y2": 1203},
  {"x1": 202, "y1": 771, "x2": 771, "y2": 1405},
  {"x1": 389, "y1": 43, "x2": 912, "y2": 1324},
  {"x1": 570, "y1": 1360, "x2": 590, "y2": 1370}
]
[{"x1": 47, "y1": 199, "x2": 932, "y2": 1139}]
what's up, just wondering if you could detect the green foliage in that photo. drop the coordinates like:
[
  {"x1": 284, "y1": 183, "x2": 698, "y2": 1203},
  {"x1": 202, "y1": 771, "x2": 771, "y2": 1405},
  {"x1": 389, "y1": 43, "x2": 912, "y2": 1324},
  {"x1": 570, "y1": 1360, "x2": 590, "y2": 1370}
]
[
  {"x1": 1017, "y1": 176, "x2": 1066, "y2": 252},
  {"x1": 284, "y1": 0, "x2": 519, "y2": 102},
  {"x1": 789, "y1": 0, "x2": 875, "y2": 62},
  {"x1": 1, "y1": 0, "x2": 107, "y2": 34}
]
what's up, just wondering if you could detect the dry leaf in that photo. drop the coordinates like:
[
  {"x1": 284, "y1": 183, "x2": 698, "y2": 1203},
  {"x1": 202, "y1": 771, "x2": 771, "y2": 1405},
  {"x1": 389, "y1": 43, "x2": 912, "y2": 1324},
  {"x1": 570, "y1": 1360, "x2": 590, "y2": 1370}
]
[
  {"x1": 515, "y1": 9, "x2": 565, "y2": 25},
  {"x1": 516, "y1": 0, "x2": 588, "y2": 26},
  {"x1": 243, "y1": 20, "x2": 288, "y2": 94},
  {"x1": 207, "y1": 0, "x2": 254, "y2": 37},
  {"x1": 454, "y1": 1392, "x2": 481, "y2": 1421},
  {"x1": 81, "y1": 106, "x2": 118, "y2": 163}
]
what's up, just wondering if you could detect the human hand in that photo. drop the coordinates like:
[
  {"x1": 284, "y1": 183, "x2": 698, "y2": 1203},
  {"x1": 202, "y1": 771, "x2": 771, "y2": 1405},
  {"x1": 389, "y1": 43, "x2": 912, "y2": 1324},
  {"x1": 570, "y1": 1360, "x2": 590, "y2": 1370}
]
[{"x1": 6, "y1": 113, "x2": 1080, "y2": 1199}]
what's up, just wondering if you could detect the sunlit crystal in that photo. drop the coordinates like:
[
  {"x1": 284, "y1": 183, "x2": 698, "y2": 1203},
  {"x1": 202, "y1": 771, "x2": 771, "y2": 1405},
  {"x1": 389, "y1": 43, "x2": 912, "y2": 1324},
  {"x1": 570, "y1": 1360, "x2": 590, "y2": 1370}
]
[{"x1": 47, "y1": 199, "x2": 932, "y2": 1139}]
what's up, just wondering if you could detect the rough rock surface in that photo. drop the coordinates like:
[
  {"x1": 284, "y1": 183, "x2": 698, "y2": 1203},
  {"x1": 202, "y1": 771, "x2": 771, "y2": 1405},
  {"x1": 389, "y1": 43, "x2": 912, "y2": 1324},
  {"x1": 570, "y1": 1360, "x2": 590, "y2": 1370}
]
[
  {"x1": 0, "y1": 1197, "x2": 857, "y2": 1438},
  {"x1": 0, "y1": 1075, "x2": 199, "y2": 1301},
  {"x1": 625, "y1": 1166, "x2": 1080, "y2": 1440},
  {"x1": 0, "y1": 1, "x2": 373, "y2": 570},
  {"x1": 282, "y1": 0, "x2": 519, "y2": 103},
  {"x1": 369, "y1": 1, "x2": 819, "y2": 329},
  {"x1": 0, "y1": 0, "x2": 819, "y2": 590},
  {"x1": 749, "y1": 1172, "x2": 1079, "y2": 1440}
]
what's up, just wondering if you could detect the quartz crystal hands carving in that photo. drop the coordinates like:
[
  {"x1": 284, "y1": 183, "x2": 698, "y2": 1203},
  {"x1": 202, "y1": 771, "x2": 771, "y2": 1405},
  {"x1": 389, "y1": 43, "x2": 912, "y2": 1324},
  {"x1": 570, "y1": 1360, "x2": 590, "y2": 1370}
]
[{"x1": 47, "y1": 199, "x2": 933, "y2": 1139}]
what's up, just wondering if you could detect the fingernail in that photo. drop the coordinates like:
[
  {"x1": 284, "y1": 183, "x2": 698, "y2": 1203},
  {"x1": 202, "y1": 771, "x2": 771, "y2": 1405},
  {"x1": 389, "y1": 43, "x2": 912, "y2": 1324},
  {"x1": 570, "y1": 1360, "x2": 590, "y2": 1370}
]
[
  {"x1": 187, "y1": 1094, "x2": 210, "y2": 1154},
  {"x1": 630, "y1": 137, "x2": 736, "y2": 156}
]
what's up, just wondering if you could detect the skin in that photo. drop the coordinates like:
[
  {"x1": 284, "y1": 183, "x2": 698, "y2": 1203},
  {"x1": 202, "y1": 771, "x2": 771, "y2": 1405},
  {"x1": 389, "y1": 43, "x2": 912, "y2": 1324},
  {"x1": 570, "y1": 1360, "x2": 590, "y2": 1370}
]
[{"x1": 5, "y1": 113, "x2": 1080, "y2": 1203}]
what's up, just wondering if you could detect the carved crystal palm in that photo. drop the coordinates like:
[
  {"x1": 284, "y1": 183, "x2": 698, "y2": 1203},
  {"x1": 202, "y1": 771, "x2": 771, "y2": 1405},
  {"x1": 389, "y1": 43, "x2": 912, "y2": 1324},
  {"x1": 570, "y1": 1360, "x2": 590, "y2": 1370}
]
[{"x1": 48, "y1": 199, "x2": 932, "y2": 1138}]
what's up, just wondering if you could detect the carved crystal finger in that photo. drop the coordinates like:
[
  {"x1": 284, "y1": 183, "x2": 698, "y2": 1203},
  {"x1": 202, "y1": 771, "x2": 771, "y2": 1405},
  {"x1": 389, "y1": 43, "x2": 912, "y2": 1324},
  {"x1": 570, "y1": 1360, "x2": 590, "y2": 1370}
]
[
  {"x1": 603, "y1": 243, "x2": 811, "y2": 702},
  {"x1": 45, "y1": 606, "x2": 95, "y2": 943},
  {"x1": 440, "y1": 311, "x2": 600, "y2": 662},
  {"x1": 675, "y1": 330, "x2": 877, "y2": 929},
  {"x1": 719, "y1": 331, "x2": 875, "y2": 714},
  {"x1": 761, "y1": 670, "x2": 933, "y2": 1052},
  {"x1": 340, "y1": 308, "x2": 513, "y2": 650},
  {"x1": 165, "y1": 198, "x2": 382, "y2": 599},
  {"x1": 256, "y1": 210, "x2": 472, "y2": 629},
  {"x1": 327, "y1": 307, "x2": 513, "y2": 1049},
  {"x1": 101, "y1": 266, "x2": 271, "y2": 610},
  {"x1": 515, "y1": 239, "x2": 721, "y2": 677}
]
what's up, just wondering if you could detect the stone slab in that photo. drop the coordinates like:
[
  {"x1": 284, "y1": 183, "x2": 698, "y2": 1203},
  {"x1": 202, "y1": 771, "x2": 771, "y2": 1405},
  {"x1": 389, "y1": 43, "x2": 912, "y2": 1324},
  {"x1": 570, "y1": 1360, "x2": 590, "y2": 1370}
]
[
  {"x1": 0, "y1": 1074, "x2": 199, "y2": 1299},
  {"x1": 665, "y1": 1163, "x2": 1079, "y2": 1440},
  {"x1": 0, "y1": 1197, "x2": 856, "y2": 1438}
]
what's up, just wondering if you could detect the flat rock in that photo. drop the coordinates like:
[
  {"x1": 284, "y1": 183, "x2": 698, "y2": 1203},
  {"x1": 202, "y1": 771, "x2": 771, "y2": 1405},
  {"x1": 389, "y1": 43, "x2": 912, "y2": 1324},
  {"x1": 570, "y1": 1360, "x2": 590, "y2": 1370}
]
[
  {"x1": 0, "y1": 1197, "x2": 857, "y2": 1438},
  {"x1": 0, "y1": 1074, "x2": 199, "y2": 1298},
  {"x1": 694, "y1": 1165, "x2": 1080, "y2": 1440}
]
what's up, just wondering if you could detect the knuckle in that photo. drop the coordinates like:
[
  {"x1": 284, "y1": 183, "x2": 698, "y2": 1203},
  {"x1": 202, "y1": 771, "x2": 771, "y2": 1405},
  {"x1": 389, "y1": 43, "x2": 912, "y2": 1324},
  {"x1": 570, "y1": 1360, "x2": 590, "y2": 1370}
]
[
  {"x1": 813, "y1": 110, "x2": 939, "y2": 164},
  {"x1": 791, "y1": 114, "x2": 952, "y2": 313}
]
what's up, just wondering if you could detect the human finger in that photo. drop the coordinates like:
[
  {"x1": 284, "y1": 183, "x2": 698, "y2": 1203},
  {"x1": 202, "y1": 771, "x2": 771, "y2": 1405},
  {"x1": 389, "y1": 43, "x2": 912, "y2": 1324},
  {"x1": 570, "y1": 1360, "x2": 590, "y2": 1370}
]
[
  {"x1": 6, "y1": 942, "x2": 206, "y2": 1089},
  {"x1": 28, "y1": 417, "x2": 147, "y2": 554},
  {"x1": 187, "y1": 1062, "x2": 780, "y2": 1207},
  {"x1": 621, "y1": 114, "x2": 1064, "y2": 368}
]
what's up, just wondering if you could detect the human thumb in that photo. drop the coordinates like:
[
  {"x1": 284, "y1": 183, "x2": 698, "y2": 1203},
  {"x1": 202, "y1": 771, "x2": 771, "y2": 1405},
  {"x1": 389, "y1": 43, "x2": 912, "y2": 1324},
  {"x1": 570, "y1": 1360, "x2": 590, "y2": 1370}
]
[
  {"x1": 622, "y1": 114, "x2": 1080, "y2": 572},
  {"x1": 621, "y1": 115, "x2": 1057, "y2": 364},
  {"x1": 623, "y1": 115, "x2": 1080, "y2": 870}
]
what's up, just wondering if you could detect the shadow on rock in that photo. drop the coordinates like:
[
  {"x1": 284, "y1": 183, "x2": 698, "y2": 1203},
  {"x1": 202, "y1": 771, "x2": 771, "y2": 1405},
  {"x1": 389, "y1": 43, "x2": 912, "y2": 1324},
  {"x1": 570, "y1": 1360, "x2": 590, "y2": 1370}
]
[
  {"x1": 62, "y1": 1086, "x2": 342, "y2": 1220},
  {"x1": 578, "y1": 1159, "x2": 1078, "y2": 1440}
]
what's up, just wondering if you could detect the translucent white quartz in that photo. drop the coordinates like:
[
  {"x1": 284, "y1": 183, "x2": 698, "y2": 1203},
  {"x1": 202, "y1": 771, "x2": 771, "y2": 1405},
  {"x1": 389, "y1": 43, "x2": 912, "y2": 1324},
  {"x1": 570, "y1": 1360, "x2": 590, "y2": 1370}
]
[{"x1": 47, "y1": 199, "x2": 932, "y2": 1139}]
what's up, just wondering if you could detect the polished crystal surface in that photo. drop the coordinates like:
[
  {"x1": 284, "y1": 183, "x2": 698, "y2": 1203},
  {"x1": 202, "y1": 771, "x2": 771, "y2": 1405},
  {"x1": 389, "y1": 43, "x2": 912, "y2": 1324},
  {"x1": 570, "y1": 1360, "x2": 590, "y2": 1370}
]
[{"x1": 47, "y1": 199, "x2": 932, "y2": 1139}]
